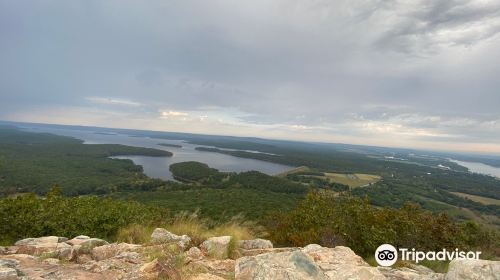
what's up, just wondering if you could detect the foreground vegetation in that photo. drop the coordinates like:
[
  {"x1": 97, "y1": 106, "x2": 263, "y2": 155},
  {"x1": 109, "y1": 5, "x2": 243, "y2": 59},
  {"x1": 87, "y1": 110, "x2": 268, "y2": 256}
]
[
  {"x1": 1, "y1": 188, "x2": 497, "y2": 261},
  {"x1": 268, "y1": 190, "x2": 499, "y2": 258}
]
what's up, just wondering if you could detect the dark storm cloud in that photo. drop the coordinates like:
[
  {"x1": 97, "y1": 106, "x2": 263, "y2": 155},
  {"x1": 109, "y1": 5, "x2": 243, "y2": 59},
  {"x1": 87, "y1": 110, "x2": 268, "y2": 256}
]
[{"x1": 1, "y1": 0, "x2": 499, "y2": 152}]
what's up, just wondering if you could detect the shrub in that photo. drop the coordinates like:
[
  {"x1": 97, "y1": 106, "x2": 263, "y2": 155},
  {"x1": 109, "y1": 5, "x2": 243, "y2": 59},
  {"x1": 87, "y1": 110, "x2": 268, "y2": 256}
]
[
  {"x1": 267, "y1": 190, "x2": 499, "y2": 258},
  {"x1": 0, "y1": 187, "x2": 170, "y2": 245}
]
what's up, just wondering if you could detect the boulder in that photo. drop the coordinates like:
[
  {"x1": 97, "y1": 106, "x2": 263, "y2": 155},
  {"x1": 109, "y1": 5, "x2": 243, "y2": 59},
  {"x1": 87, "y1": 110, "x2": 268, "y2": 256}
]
[
  {"x1": 445, "y1": 259, "x2": 500, "y2": 280},
  {"x1": 238, "y1": 239, "x2": 273, "y2": 250},
  {"x1": 302, "y1": 245, "x2": 385, "y2": 280},
  {"x1": 188, "y1": 273, "x2": 227, "y2": 280},
  {"x1": 77, "y1": 238, "x2": 109, "y2": 254},
  {"x1": 91, "y1": 243, "x2": 141, "y2": 261},
  {"x1": 14, "y1": 236, "x2": 67, "y2": 256},
  {"x1": 378, "y1": 266, "x2": 444, "y2": 280},
  {"x1": 65, "y1": 235, "x2": 91, "y2": 246},
  {"x1": 186, "y1": 247, "x2": 204, "y2": 261},
  {"x1": 200, "y1": 236, "x2": 232, "y2": 259},
  {"x1": 0, "y1": 267, "x2": 18, "y2": 280},
  {"x1": 0, "y1": 259, "x2": 20, "y2": 280},
  {"x1": 140, "y1": 258, "x2": 181, "y2": 280},
  {"x1": 189, "y1": 258, "x2": 235, "y2": 276},
  {"x1": 235, "y1": 250, "x2": 327, "y2": 280},
  {"x1": 150, "y1": 228, "x2": 191, "y2": 250}
]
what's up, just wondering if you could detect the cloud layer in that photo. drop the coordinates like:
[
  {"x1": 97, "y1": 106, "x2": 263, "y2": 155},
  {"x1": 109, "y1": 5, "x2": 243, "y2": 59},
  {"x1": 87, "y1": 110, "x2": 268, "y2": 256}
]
[{"x1": 1, "y1": 0, "x2": 500, "y2": 153}]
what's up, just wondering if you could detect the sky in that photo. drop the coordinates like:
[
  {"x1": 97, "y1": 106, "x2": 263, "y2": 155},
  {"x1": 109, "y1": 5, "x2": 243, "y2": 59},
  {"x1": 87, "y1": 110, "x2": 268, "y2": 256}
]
[{"x1": 1, "y1": 0, "x2": 500, "y2": 154}]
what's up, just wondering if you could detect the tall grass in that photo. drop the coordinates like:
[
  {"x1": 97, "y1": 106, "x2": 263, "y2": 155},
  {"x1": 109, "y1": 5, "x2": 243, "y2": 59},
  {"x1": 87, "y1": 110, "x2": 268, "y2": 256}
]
[{"x1": 115, "y1": 211, "x2": 259, "y2": 247}]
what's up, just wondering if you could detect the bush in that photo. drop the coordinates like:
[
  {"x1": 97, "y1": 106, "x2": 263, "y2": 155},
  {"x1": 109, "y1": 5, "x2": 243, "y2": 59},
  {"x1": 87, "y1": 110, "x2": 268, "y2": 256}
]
[
  {"x1": 267, "y1": 190, "x2": 499, "y2": 258},
  {"x1": 0, "y1": 187, "x2": 170, "y2": 245}
]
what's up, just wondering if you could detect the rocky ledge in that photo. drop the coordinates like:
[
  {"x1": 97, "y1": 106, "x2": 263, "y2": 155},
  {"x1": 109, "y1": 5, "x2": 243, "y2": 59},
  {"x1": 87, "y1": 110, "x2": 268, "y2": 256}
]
[{"x1": 0, "y1": 229, "x2": 498, "y2": 280}]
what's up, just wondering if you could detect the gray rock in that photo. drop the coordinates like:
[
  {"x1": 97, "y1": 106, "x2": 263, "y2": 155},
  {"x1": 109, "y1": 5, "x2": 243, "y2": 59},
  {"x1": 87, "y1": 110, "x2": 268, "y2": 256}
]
[
  {"x1": 65, "y1": 235, "x2": 90, "y2": 246},
  {"x1": 0, "y1": 267, "x2": 18, "y2": 280},
  {"x1": 77, "y1": 238, "x2": 109, "y2": 254},
  {"x1": 445, "y1": 259, "x2": 500, "y2": 280},
  {"x1": 235, "y1": 250, "x2": 327, "y2": 280},
  {"x1": 238, "y1": 239, "x2": 273, "y2": 250},
  {"x1": 186, "y1": 247, "x2": 203, "y2": 261},
  {"x1": 14, "y1": 236, "x2": 63, "y2": 256},
  {"x1": 379, "y1": 266, "x2": 444, "y2": 280},
  {"x1": 91, "y1": 243, "x2": 141, "y2": 261},
  {"x1": 200, "y1": 236, "x2": 232, "y2": 259},
  {"x1": 302, "y1": 245, "x2": 385, "y2": 280},
  {"x1": 150, "y1": 228, "x2": 191, "y2": 249}
]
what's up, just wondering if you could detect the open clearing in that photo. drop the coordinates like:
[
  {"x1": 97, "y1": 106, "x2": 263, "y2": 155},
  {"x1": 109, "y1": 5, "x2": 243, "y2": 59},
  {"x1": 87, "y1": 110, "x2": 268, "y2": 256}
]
[
  {"x1": 450, "y1": 192, "x2": 500, "y2": 205},
  {"x1": 322, "y1": 173, "x2": 381, "y2": 188},
  {"x1": 276, "y1": 166, "x2": 310, "y2": 177}
]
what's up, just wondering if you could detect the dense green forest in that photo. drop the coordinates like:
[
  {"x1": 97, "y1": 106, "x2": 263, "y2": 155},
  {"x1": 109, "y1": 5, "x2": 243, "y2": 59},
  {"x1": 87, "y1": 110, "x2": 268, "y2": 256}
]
[
  {"x1": 169, "y1": 161, "x2": 225, "y2": 183},
  {"x1": 0, "y1": 126, "x2": 171, "y2": 195}
]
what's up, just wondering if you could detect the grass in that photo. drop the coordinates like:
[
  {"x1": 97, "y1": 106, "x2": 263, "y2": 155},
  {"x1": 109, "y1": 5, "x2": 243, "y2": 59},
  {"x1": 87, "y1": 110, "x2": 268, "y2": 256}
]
[
  {"x1": 322, "y1": 173, "x2": 381, "y2": 188},
  {"x1": 276, "y1": 166, "x2": 311, "y2": 177},
  {"x1": 115, "y1": 212, "x2": 257, "y2": 249},
  {"x1": 164, "y1": 212, "x2": 256, "y2": 246},
  {"x1": 450, "y1": 192, "x2": 500, "y2": 206},
  {"x1": 116, "y1": 224, "x2": 156, "y2": 244}
]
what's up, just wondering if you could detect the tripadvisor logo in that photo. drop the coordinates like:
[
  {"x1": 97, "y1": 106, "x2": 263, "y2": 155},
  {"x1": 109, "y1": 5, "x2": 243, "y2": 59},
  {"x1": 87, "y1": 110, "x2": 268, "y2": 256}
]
[{"x1": 374, "y1": 244, "x2": 482, "y2": 267}]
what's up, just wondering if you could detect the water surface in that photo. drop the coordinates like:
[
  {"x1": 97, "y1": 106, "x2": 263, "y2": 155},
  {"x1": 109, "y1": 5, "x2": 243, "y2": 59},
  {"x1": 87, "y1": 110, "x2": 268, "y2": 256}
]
[
  {"x1": 21, "y1": 126, "x2": 295, "y2": 181},
  {"x1": 449, "y1": 159, "x2": 500, "y2": 178}
]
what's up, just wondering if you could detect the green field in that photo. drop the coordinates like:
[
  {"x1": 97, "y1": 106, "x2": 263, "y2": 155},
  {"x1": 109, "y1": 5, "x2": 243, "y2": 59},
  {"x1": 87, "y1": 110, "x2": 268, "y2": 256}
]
[
  {"x1": 322, "y1": 172, "x2": 381, "y2": 188},
  {"x1": 451, "y1": 192, "x2": 500, "y2": 206}
]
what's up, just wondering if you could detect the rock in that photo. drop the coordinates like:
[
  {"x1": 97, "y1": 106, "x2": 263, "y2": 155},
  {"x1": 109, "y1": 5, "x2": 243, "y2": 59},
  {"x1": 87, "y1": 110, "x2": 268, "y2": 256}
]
[
  {"x1": 302, "y1": 245, "x2": 385, "y2": 280},
  {"x1": 186, "y1": 247, "x2": 204, "y2": 261},
  {"x1": 65, "y1": 235, "x2": 90, "y2": 246},
  {"x1": 189, "y1": 259, "x2": 235, "y2": 276},
  {"x1": 379, "y1": 266, "x2": 444, "y2": 280},
  {"x1": 77, "y1": 238, "x2": 109, "y2": 254},
  {"x1": 240, "y1": 247, "x2": 298, "y2": 257},
  {"x1": 235, "y1": 250, "x2": 327, "y2": 280},
  {"x1": 200, "y1": 236, "x2": 232, "y2": 259},
  {"x1": 42, "y1": 257, "x2": 60, "y2": 265},
  {"x1": 445, "y1": 259, "x2": 500, "y2": 280},
  {"x1": 140, "y1": 258, "x2": 181, "y2": 280},
  {"x1": 114, "y1": 251, "x2": 141, "y2": 264},
  {"x1": 14, "y1": 236, "x2": 67, "y2": 256},
  {"x1": 188, "y1": 273, "x2": 227, "y2": 280},
  {"x1": 0, "y1": 247, "x2": 6, "y2": 255},
  {"x1": 150, "y1": 228, "x2": 191, "y2": 250},
  {"x1": 0, "y1": 267, "x2": 18, "y2": 280},
  {"x1": 238, "y1": 239, "x2": 273, "y2": 250},
  {"x1": 91, "y1": 243, "x2": 141, "y2": 261}
]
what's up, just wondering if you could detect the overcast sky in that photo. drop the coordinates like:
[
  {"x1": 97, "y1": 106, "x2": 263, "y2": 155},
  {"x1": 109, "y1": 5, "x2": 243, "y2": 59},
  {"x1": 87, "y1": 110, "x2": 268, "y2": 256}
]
[{"x1": 1, "y1": 0, "x2": 500, "y2": 154}]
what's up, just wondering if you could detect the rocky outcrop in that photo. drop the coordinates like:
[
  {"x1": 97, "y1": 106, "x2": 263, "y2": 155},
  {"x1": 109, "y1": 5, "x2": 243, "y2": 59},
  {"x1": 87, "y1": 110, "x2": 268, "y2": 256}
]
[
  {"x1": 235, "y1": 245, "x2": 388, "y2": 280},
  {"x1": 445, "y1": 259, "x2": 500, "y2": 280},
  {"x1": 0, "y1": 235, "x2": 498, "y2": 280},
  {"x1": 150, "y1": 228, "x2": 191, "y2": 250},
  {"x1": 200, "y1": 236, "x2": 232, "y2": 259}
]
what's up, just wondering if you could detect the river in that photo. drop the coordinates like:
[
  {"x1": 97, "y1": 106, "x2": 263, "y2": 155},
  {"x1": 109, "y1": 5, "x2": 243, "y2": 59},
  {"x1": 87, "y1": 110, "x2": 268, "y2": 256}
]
[
  {"x1": 448, "y1": 159, "x2": 500, "y2": 178},
  {"x1": 20, "y1": 125, "x2": 295, "y2": 181}
]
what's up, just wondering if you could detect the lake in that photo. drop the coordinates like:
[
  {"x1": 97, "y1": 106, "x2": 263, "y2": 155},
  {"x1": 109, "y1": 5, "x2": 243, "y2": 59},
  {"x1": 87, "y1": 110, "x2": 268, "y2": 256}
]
[
  {"x1": 20, "y1": 126, "x2": 295, "y2": 181},
  {"x1": 449, "y1": 159, "x2": 500, "y2": 178}
]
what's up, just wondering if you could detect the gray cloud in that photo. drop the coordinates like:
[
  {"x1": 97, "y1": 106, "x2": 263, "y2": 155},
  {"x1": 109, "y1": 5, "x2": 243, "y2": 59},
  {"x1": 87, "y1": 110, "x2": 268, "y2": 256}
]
[{"x1": 1, "y1": 0, "x2": 500, "y2": 153}]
